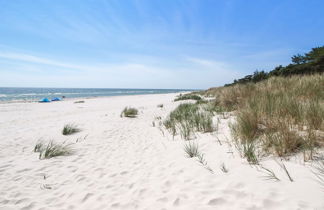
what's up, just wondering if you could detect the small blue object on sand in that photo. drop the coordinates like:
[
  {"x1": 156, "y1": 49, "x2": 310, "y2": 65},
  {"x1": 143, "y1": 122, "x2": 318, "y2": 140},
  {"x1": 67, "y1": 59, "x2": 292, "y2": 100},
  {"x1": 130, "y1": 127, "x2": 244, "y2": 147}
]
[
  {"x1": 39, "y1": 98, "x2": 51, "y2": 103},
  {"x1": 51, "y1": 97, "x2": 61, "y2": 101}
]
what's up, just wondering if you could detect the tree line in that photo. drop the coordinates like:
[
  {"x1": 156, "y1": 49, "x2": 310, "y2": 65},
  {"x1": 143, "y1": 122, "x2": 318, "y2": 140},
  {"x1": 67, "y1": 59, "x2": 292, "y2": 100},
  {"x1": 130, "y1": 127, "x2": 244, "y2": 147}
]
[{"x1": 225, "y1": 46, "x2": 324, "y2": 86}]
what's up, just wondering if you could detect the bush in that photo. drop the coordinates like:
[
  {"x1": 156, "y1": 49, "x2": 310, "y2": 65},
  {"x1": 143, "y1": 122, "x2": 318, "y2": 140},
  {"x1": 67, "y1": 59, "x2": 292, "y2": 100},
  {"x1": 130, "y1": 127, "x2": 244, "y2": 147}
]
[{"x1": 121, "y1": 107, "x2": 138, "y2": 118}]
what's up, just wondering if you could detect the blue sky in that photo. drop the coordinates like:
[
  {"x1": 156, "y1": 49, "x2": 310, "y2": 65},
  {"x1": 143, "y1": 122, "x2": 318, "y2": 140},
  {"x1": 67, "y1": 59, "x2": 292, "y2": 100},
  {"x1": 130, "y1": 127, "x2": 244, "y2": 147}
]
[{"x1": 0, "y1": 0, "x2": 323, "y2": 89}]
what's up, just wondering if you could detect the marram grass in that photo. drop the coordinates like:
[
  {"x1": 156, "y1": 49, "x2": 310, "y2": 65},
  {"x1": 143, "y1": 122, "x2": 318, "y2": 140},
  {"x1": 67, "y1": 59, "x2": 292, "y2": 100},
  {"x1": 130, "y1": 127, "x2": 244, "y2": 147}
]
[
  {"x1": 121, "y1": 107, "x2": 138, "y2": 118},
  {"x1": 203, "y1": 74, "x2": 324, "y2": 160},
  {"x1": 62, "y1": 124, "x2": 81, "y2": 135},
  {"x1": 164, "y1": 103, "x2": 214, "y2": 140},
  {"x1": 34, "y1": 140, "x2": 73, "y2": 159}
]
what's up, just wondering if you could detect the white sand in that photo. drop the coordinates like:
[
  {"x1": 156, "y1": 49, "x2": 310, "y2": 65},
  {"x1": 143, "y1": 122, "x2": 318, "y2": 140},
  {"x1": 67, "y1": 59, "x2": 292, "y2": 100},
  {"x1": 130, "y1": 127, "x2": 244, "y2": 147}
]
[{"x1": 0, "y1": 93, "x2": 323, "y2": 210}]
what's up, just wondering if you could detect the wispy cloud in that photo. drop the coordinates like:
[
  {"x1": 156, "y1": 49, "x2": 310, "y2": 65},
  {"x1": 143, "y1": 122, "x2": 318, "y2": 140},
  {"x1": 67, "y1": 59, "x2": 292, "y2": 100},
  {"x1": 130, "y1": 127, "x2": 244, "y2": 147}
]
[
  {"x1": 185, "y1": 57, "x2": 230, "y2": 71},
  {"x1": 0, "y1": 52, "x2": 86, "y2": 70}
]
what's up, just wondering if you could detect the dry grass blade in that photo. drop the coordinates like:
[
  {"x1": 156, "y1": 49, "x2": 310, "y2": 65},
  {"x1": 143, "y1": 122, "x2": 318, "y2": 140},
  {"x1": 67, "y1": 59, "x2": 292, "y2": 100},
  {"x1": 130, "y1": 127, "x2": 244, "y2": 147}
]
[
  {"x1": 312, "y1": 160, "x2": 324, "y2": 188},
  {"x1": 220, "y1": 163, "x2": 229, "y2": 173},
  {"x1": 277, "y1": 161, "x2": 293, "y2": 182},
  {"x1": 259, "y1": 165, "x2": 280, "y2": 181}
]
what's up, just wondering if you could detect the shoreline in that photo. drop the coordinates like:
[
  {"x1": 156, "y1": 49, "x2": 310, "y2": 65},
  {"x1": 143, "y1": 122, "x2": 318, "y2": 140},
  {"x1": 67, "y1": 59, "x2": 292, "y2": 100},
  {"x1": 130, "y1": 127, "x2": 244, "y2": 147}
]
[{"x1": 0, "y1": 91, "x2": 191, "y2": 104}]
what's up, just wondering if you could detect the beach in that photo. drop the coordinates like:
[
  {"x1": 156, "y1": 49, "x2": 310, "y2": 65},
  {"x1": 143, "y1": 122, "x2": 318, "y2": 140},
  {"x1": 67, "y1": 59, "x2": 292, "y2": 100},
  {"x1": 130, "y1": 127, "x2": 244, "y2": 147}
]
[{"x1": 0, "y1": 93, "x2": 323, "y2": 210}]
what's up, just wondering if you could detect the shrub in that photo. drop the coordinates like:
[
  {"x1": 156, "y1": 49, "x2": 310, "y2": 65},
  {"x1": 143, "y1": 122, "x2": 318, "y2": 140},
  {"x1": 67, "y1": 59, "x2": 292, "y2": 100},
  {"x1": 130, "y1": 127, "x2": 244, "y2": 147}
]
[
  {"x1": 121, "y1": 107, "x2": 138, "y2": 118},
  {"x1": 62, "y1": 124, "x2": 81, "y2": 135}
]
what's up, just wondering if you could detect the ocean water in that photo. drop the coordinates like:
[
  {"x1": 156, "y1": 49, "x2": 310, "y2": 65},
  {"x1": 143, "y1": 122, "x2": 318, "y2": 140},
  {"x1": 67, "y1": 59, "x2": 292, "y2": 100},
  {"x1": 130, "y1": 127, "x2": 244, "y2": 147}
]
[{"x1": 0, "y1": 87, "x2": 191, "y2": 102}]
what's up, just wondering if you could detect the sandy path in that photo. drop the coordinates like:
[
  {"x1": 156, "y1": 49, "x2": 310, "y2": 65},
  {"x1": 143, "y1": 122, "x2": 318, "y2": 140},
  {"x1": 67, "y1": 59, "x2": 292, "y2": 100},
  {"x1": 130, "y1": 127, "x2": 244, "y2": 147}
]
[{"x1": 0, "y1": 93, "x2": 323, "y2": 210}]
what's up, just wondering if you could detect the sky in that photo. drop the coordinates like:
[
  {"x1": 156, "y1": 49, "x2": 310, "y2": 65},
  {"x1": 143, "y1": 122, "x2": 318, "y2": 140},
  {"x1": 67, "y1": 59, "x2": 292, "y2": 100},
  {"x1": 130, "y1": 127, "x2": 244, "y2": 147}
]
[{"x1": 0, "y1": 0, "x2": 323, "y2": 89}]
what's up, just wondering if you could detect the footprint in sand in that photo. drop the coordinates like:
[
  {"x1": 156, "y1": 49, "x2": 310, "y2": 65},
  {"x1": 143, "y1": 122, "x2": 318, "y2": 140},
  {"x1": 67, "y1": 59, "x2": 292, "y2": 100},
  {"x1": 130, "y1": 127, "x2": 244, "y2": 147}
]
[{"x1": 208, "y1": 198, "x2": 226, "y2": 206}]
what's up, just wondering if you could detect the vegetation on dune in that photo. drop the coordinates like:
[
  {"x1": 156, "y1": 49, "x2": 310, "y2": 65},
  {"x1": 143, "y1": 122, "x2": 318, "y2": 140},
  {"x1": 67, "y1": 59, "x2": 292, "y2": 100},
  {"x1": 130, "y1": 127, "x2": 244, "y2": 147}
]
[
  {"x1": 34, "y1": 140, "x2": 73, "y2": 159},
  {"x1": 163, "y1": 103, "x2": 215, "y2": 140},
  {"x1": 174, "y1": 94, "x2": 202, "y2": 102},
  {"x1": 204, "y1": 73, "x2": 324, "y2": 161},
  {"x1": 62, "y1": 124, "x2": 81, "y2": 135},
  {"x1": 121, "y1": 107, "x2": 138, "y2": 118}
]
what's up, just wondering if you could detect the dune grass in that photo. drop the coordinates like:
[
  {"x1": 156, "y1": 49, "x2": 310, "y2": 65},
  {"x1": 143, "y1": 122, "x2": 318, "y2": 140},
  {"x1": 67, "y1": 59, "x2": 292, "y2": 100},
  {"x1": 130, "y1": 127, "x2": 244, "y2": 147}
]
[
  {"x1": 164, "y1": 103, "x2": 214, "y2": 140},
  {"x1": 121, "y1": 107, "x2": 138, "y2": 118},
  {"x1": 34, "y1": 140, "x2": 73, "y2": 159},
  {"x1": 313, "y1": 160, "x2": 324, "y2": 188},
  {"x1": 184, "y1": 141, "x2": 199, "y2": 158},
  {"x1": 174, "y1": 94, "x2": 202, "y2": 102},
  {"x1": 62, "y1": 124, "x2": 81, "y2": 135},
  {"x1": 74, "y1": 100, "x2": 85, "y2": 103},
  {"x1": 203, "y1": 74, "x2": 324, "y2": 160}
]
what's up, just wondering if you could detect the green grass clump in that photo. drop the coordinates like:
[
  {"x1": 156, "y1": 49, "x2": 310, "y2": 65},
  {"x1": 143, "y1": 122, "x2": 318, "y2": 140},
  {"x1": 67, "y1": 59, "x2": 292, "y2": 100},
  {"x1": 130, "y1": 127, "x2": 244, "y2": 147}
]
[
  {"x1": 74, "y1": 100, "x2": 85, "y2": 103},
  {"x1": 121, "y1": 107, "x2": 138, "y2": 118},
  {"x1": 34, "y1": 140, "x2": 73, "y2": 159},
  {"x1": 174, "y1": 94, "x2": 202, "y2": 102},
  {"x1": 62, "y1": 124, "x2": 81, "y2": 135},
  {"x1": 184, "y1": 141, "x2": 199, "y2": 158},
  {"x1": 164, "y1": 103, "x2": 214, "y2": 140}
]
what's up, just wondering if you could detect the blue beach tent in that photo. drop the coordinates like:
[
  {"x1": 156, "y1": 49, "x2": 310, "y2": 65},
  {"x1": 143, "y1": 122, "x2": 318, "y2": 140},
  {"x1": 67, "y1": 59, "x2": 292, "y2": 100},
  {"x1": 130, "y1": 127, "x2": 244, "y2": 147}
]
[
  {"x1": 51, "y1": 97, "x2": 61, "y2": 101},
  {"x1": 39, "y1": 98, "x2": 50, "y2": 103}
]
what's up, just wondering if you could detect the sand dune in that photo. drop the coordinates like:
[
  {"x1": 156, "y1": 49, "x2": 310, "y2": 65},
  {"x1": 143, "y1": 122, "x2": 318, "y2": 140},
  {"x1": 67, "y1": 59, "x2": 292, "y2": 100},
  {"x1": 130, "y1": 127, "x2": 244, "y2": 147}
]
[{"x1": 0, "y1": 93, "x2": 323, "y2": 210}]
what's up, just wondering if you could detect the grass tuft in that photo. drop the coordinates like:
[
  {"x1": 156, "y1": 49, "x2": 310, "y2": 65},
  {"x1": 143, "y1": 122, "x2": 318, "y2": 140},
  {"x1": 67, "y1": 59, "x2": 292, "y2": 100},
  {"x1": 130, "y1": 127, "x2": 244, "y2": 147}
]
[
  {"x1": 74, "y1": 100, "x2": 85, "y2": 103},
  {"x1": 164, "y1": 103, "x2": 214, "y2": 140},
  {"x1": 62, "y1": 124, "x2": 81, "y2": 135},
  {"x1": 121, "y1": 107, "x2": 138, "y2": 118},
  {"x1": 174, "y1": 94, "x2": 202, "y2": 102},
  {"x1": 34, "y1": 140, "x2": 73, "y2": 159},
  {"x1": 184, "y1": 141, "x2": 199, "y2": 158}
]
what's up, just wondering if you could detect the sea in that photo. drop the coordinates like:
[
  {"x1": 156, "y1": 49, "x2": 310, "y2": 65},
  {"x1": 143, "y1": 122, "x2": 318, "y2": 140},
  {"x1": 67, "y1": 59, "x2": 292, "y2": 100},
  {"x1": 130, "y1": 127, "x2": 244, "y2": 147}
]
[{"x1": 0, "y1": 87, "x2": 192, "y2": 102}]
